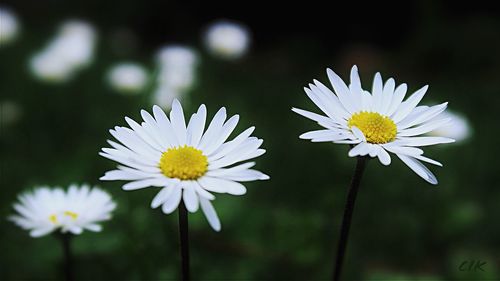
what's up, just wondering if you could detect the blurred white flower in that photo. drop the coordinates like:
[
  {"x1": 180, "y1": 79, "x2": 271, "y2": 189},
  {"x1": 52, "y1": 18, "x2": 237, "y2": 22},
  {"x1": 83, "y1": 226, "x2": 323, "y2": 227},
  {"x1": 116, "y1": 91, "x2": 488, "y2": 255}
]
[
  {"x1": 0, "y1": 7, "x2": 20, "y2": 46},
  {"x1": 159, "y1": 68, "x2": 196, "y2": 93},
  {"x1": 156, "y1": 46, "x2": 198, "y2": 91},
  {"x1": 29, "y1": 20, "x2": 97, "y2": 83},
  {"x1": 153, "y1": 85, "x2": 181, "y2": 108},
  {"x1": 428, "y1": 110, "x2": 471, "y2": 142},
  {"x1": 54, "y1": 21, "x2": 96, "y2": 68},
  {"x1": 204, "y1": 21, "x2": 250, "y2": 59},
  {"x1": 30, "y1": 52, "x2": 74, "y2": 82},
  {"x1": 153, "y1": 46, "x2": 199, "y2": 108},
  {"x1": 157, "y1": 45, "x2": 198, "y2": 68},
  {"x1": 108, "y1": 63, "x2": 148, "y2": 94},
  {"x1": 9, "y1": 184, "x2": 116, "y2": 237},
  {"x1": 0, "y1": 100, "x2": 22, "y2": 126}
]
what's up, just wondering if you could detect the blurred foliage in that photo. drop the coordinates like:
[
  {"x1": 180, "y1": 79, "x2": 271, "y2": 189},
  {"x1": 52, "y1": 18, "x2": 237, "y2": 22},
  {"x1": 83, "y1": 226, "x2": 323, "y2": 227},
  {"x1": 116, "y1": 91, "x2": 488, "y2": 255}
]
[{"x1": 1, "y1": 1, "x2": 500, "y2": 280}]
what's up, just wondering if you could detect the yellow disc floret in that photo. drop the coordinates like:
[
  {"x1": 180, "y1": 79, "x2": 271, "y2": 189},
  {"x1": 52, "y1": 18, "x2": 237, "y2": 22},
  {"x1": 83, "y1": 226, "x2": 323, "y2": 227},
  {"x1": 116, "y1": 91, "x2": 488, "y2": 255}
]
[
  {"x1": 49, "y1": 211, "x2": 79, "y2": 225},
  {"x1": 64, "y1": 211, "x2": 78, "y2": 220},
  {"x1": 159, "y1": 145, "x2": 208, "y2": 180},
  {"x1": 348, "y1": 111, "x2": 397, "y2": 144},
  {"x1": 49, "y1": 214, "x2": 58, "y2": 224}
]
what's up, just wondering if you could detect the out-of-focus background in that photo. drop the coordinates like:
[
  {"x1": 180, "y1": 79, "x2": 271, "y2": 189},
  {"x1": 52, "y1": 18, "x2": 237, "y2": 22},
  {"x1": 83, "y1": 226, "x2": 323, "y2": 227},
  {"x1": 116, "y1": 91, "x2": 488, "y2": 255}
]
[{"x1": 1, "y1": 1, "x2": 499, "y2": 280}]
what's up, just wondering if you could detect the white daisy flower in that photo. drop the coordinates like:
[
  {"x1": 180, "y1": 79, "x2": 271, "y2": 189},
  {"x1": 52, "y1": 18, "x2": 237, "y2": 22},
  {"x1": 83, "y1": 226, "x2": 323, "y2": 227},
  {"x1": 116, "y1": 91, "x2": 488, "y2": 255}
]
[
  {"x1": 293, "y1": 65, "x2": 455, "y2": 184},
  {"x1": 9, "y1": 185, "x2": 116, "y2": 237},
  {"x1": 29, "y1": 20, "x2": 96, "y2": 82},
  {"x1": 107, "y1": 62, "x2": 148, "y2": 94},
  {"x1": 204, "y1": 20, "x2": 250, "y2": 60},
  {"x1": 100, "y1": 100, "x2": 269, "y2": 231},
  {"x1": 156, "y1": 45, "x2": 198, "y2": 69}
]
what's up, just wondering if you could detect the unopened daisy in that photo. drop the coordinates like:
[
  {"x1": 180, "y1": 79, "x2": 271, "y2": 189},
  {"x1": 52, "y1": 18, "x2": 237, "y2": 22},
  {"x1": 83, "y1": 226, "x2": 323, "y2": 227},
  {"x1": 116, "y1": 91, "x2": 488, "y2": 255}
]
[
  {"x1": 294, "y1": 65, "x2": 454, "y2": 184},
  {"x1": 9, "y1": 184, "x2": 116, "y2": 237},
  {"x1": 100, "y1": 100, "x2": 268, "y2": 231}
]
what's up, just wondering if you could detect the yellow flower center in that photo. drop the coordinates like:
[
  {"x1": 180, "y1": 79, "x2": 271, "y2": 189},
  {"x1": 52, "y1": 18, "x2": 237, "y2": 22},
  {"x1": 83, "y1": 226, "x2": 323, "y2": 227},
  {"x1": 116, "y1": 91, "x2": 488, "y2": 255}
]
[
  {"x1": 159, "y1": 145, "x2": 208, "y2": 180},
  {"x1": 64, "y1": 211, "x2": 78, "y2": 220},
  {"x1": 348, "y1": 111, "x2": 397, "y2": 144},
  {"x1": 49, "y1": 214, "x2": 58, "y2": 224},
  {"x1": 48, "y1": 211, "x2": 79, "y2": 225}
]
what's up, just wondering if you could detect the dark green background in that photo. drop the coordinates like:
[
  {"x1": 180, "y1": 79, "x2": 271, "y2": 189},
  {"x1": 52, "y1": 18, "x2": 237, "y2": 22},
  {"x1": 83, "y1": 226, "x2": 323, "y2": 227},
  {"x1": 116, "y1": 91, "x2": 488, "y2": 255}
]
[{"x1": 1, "y1": 1, "x2": 499, "y2": 280}]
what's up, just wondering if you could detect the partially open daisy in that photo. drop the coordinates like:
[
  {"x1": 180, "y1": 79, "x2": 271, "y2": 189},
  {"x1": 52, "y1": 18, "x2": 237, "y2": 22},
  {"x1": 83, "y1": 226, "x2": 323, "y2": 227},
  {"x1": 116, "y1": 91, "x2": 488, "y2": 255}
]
[
  {"x1": 9, "y1": 184, "x2": 116, "y2": 237},
  {"x1": 293, "y1": 65, "x2": 455, "y2": 184},
  {"x1": 100, "y1": 100, "x2": 268, "y2": 231}
]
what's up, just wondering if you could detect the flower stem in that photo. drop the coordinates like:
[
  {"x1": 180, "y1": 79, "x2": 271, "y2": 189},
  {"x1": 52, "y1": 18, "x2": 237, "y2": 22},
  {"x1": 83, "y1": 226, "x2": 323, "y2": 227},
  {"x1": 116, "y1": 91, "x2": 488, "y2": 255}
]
[
  {"x1": 332, "y1": 156, "x2": 367, "y2": 281},
  {"x1": 61, "y1": 233, "x2": 74, "y2": 281},
  {"x1": 178, "y1": 202, "x2": 190, "y2": 281}
]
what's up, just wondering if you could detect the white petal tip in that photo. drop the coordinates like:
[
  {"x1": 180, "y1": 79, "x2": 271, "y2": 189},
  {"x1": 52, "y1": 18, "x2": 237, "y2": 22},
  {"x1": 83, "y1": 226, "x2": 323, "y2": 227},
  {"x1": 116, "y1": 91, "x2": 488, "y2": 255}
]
[
  {"x1": 380, "y1": 160, "x2": 391, "y2": 166},
  {"x1": 260, "y1": 174, "x2": 270, "y2": 180},
  {"x1": 122, "y1": 185, "x2": 135, "y2": 191}
]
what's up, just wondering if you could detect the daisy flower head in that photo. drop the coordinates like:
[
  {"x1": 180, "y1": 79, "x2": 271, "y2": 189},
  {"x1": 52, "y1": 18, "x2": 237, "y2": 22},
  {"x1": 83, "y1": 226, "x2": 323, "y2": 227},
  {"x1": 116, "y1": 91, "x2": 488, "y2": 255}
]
[
  {"x1": 107, "y1": 62, "x2": 148, "y2": 94},
  {"x1": 204, "y1": 20, "x2": 250, "y2": 60},
  {"x1": 293, "y1": 65, "x2": 455, "y2": 184},
  {"x1": 9, "y1": 184, "x2": 116, "y2": 237},
  {"x1": 100, "y1": 100, "x2": 268, "y2": 231}
]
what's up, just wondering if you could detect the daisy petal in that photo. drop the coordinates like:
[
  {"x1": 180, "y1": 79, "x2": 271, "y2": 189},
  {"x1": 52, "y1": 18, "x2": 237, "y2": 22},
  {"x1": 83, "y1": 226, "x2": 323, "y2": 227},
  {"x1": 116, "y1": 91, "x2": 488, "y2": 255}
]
[
  {"x1": 152, "y1": 105, "x2": 179, "y2": 147},
  {"x1": 198, "y1": 107, "x2": 226, "y2": 150},
  {"x1": 199, "y1": 197, "x2": 221, "y2": 231},
  {"x1": 348, "y1": 143, "x2": 371, "y2": 157},
  {"x1": 398, "y1": 102, "x2": 448, "y2": 130},
  {"x1": 198, "y1": 177, "x2": 247, "y2": 195},
  {"x1": 170, "y1": 99, "x2": 187, "y2": 145},
  {"x1": 122, "y1": 178, "x2": 169, "y2": 191},
  {"x1": 151, "y1": 186, "x2": 175, "y2": 208},
  {"x1": 162, "y1": 185, "x2": 182, "y2": 214},
  {"x1": 182, "y1": 184, "x2": 199, "y2": 212},
  {"x1": 391, "y1": 85, "x2": 428, "y2": 123},
  {"x1": 291, "y1": 107, "x2": 339, "y2": 128},
  {"x1": 376, "y1": 146, "x2": 391, "y2": 165},
  {"x1": 327, "y1": 68, "x2": 355, "y2": 113},
  {"x1": 191, "y1": 181, "x2": 215, "y2": 200},
  {"x1": 398, "y1": 118, "x2": 451, "y2": 137},
  {"x1": 386, "y1": 83, "x2": 408, "y2": 116},
  {"x1": 397, "y1": 154, "x2": 438, "y2": 185}
]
